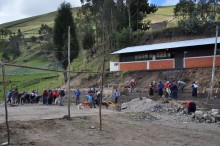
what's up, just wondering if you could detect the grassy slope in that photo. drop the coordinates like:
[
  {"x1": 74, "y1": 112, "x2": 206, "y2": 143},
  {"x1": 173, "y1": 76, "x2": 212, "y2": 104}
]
[
  {"x1": 0, "y1": 6, "x2": 175, "y2": 100},
  {"x1": 147, "y1": 6, "x2": 177, "y2": 28},
  {"x1": 0, "y1": 8, "x2": 79, "y2": 37}
]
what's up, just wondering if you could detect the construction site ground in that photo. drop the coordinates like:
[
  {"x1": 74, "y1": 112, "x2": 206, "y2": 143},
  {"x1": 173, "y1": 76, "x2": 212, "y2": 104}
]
[{"x1": 0, "y1": 95, "x2": 220, "y2": 146}]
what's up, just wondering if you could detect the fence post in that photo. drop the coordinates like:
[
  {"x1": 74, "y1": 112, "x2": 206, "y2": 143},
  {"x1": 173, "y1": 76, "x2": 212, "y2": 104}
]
[{"x1": 1, "y1": 63, "x2": 10, "y2": 144}]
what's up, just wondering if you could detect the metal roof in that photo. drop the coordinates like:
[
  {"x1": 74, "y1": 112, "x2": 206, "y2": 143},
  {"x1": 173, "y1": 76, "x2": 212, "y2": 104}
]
[{"x1": 111, "y1": 37, "x2": 220, "y2": 54}]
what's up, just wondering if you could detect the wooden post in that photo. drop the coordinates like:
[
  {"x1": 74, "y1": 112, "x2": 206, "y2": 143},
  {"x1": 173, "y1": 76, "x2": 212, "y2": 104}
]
[
  {"x1": 99, "y1": 58, "x2": 105, "y2": 131},
  {"x1": 2, "y1": 64, "x2": 10, "y2": 144},
  {"x1": 68, "y1": 26, "x2": 71, "y2": 119}
]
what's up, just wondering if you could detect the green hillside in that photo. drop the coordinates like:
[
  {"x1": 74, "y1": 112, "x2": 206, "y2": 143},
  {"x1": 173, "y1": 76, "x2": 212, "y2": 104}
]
[
  {"x1": 0, "y1": 6, "x2": 175, "y2": 35},
  {"x1": 0, "y1": 8, "x2": 80, "y2": 37}
]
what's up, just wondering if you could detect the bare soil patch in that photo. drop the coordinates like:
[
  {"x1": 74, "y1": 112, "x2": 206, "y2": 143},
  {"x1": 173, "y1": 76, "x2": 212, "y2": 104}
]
[{"x1": 0, "y1": 103, "x2": 220, "y2": 146}]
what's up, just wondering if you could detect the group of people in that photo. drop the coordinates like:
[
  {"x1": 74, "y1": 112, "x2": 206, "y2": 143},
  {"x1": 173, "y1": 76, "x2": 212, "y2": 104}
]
[
  {"x1": 42, "y1": 89, "x2": 65, "y2": 106},
  {"x1": 7, "y1": 89, "x2": 39, "y2": 104},
  {"x1": 7, "y1": 88, "x2": 66, "y2": 106},
  {"x1": 74, "y1": 87, "x2": 120, "y2": 108},
  {"x1": 149, "y1": 80, "x2": 198, "y2": 99}
]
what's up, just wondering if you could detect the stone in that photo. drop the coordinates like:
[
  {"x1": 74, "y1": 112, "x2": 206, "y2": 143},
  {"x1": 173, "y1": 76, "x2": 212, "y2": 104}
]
[
  {"x1": 121, "y1": 105, "x2": 127, "y2": 109},
  {"x1": 151, "y1": 109, "x2": 155, "y2": 112},
  {"x1": 191, "y1": 113, "x2": 195, "y2": 118},
  {"x1": 212, "y1": 112, "x2": 219, "y2": 116},
  {"x1": 211, "y1": 116, "x2": 216, "y2": 123},
  {"x1": 211, "y1": 109, "x2": 219, "y2": 114},
  {"x1": 203, "y1": 113, "x2": 208, "y2": 119},
  {"x1": 91, "y1": 126, "x2": 95, "y2": 129},
  {"x1": 195, "y1": 111, "x2": 204, "y2": 119},
  {"x1": 206, "y1": 120, "x2": 211, "y2": 123}
]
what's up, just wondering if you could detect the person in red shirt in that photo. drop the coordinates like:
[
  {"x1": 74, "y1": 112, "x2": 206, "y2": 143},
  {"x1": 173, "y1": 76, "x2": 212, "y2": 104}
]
[
  {"x1": 164, "y1": 81, "x2": 171, "y2": 98},
  {"x1": 129, "y1": 79, "x2": 135, "y2": 92},
  {"x1": 185, "y1": 100, "x2": 196, "y2": 114},
  {"x1": 52, "y1": 89, "x2": 59, "y2": 103}
]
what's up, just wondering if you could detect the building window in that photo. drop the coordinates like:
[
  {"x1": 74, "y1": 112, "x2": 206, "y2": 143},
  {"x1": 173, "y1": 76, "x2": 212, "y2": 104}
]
[
  {"x1": 156, "y1": 51, "x2": 167, "y2": 58},
  {"x1": 156, "y1": 51, "x2": 171, "y2": 59},
  {"x1": 134, "y1": 53, "x2": 152, "y2": 61}
]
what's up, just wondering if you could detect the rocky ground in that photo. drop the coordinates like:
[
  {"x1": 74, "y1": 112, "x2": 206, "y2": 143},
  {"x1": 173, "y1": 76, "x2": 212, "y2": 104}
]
[{"x1": 0, "y1": 97, "x2": 220, "y2": 146}]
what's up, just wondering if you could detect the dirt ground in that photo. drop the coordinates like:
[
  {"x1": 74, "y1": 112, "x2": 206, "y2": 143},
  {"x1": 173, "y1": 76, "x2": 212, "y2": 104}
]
[{"x1": 0, "y1": 102, "x2": 220, "y2": 146}]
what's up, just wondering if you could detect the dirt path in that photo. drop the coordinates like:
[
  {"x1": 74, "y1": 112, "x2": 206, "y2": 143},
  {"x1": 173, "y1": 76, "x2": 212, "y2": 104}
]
[
  {"x1": 0, "y1": 103, "x2": 114, "y2": 123},
  {"x1": 1, "y1": 102, "x2": 220, "y2": 146}
]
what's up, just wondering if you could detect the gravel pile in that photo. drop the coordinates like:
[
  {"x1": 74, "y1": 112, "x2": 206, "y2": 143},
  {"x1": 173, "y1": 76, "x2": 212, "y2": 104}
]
[{"x1": 121, "y1": 97, "x2": 220, "y2": 125}]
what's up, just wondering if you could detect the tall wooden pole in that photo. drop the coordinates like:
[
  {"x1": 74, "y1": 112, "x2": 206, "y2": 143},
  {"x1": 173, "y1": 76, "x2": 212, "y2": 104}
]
[
  {"x1": 2, "y1": 64, "x2": 10, "y2": 144},
  {"x1": 68, "y1": 26, "x2": 71, "y2": 119},
  {"x1": 99, "y1": 58, "x2": 105, "y2": 131}
]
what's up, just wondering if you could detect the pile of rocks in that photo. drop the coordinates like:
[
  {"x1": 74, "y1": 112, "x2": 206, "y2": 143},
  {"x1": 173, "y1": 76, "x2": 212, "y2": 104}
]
[
  {"x1": 122, "y1": 97, "x2": 220, "y2": 124},
  {"x1": 122, "y1": 97, "x2": 182, "y2": 114},
  {"x1": 193, "y1": 109, "x2": 220, "y2": 123}
]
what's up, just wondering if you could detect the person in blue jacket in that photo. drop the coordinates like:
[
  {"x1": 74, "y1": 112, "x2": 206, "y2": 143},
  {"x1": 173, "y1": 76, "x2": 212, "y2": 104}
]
[
  {"x1": 157, "y1": 81, "x2": 164, "y2": 97},
  {"x1": 87, "y1": 94, "x2": 96, "y2": 108},
  {"x1": 75, "y1": 88, "x2": 81, "y2": 105}
]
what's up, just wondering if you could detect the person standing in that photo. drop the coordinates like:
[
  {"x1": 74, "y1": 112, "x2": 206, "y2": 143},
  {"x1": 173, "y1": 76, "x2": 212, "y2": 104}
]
[
  {"x1": 191, "y1": 82, "x2": 198, "y2": 97},
  {"x1": 75, "y1": 88, "x2": 81, "y2": 105},
  {"x1": 113, "y1": 89, "x2": 120, "y2": 104},
  {"x1": 177, "y1": 81, "x2": 186, "y2": 93},
  {"x1": 7, "y1": 90, "x2": 12, "y2": 104},
  {"x1": 56, "y1": 89, "x2": 65, "y2": 106},
  {"x1": 129, "y1": 79, "x2": 135, "y2": 92},
  {"x1": 30, "y1": 90, "x2": 35, "y2": 103},
  {"x1": 96, "y1": 91, "x2": 101, "y2": 106},
  {"x1": 149, "y1": 83, "x2": 154, "y2": 96},
  {"x1": 48, "y1": 90, "x2": 53, "y2": 105},
  {"x1": 157, "y1": 81, "x2": 164, "y2": 97},
  {"x1": 169, "y1": 82, "x2": 178, "y2": 99},
  {"x1": 11, "y1": 88, "x2": 18, "y2": 104},
  {"x1": 52, "y1": 89, "x2": 59, "y2": 103},
  {"x1": 164, "y1": 81, "x2": 170, "y2": 98},
  {"x1": 42, "y1": 89, "x2": 48, "y2": 105}
]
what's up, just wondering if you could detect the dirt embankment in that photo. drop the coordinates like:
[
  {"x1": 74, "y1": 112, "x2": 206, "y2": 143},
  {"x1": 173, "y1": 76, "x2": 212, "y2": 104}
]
[{"x1": 69, "y1": 67, "x2": 220, "y2": 90}]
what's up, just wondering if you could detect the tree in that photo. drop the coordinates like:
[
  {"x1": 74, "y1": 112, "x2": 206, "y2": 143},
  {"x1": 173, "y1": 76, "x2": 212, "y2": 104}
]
[
  {"x1": 82, "y1": 27, "x2": 95, "y2": 50},
  {"x1": 128, "y1": 0, "x2": 157, "y2": 31},
  {"x1": 39, "y1": 24, "x2": 53, "y2": 53},
  {"x1": 39, "y1": 24, "x2": 52, "y2": 42},
  {"x1": 174, "y1": 0, "x2": 220, "y2": 34},
  {"x1": 78, "y1": 0, "x2": 157, "y2": 50},
  {"x1": 174, "y1": 0, "x2": 195, "y2": 19},
  {"x1": 174, "y1": 0, "x2": 220, "y2": 21},
  {"x1": 53, "y1": 2, "x2": 79, "y2": 71}
]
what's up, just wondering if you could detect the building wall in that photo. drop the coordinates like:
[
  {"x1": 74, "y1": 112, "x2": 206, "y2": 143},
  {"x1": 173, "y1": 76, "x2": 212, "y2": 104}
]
[
  {"x1": 114, "y1": 59, "x2": 175, "y2": 71},
  {"x1": 110, "y1": 62, "x2": 119, "y2": 71},
  {"x1": 149, "y1": 59, "x2": 175, "y2": 70},
  {"x1": 119, "y1": 61, "x2": 147, "y2": 71},
  {"x1": 184, "y1": 56, "x2": 220, "y2": 68}
]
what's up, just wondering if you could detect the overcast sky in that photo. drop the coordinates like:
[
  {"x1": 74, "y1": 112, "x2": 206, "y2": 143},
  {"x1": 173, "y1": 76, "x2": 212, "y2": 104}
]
[{"x1": 0, "y1": 0, "x2": 179, "y2": 24}]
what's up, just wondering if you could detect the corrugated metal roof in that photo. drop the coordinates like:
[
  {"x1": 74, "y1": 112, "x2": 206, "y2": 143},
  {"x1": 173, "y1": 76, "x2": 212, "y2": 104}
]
[{"x1": 111, "y1": 37, "x2": 220, "y2": 54}]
